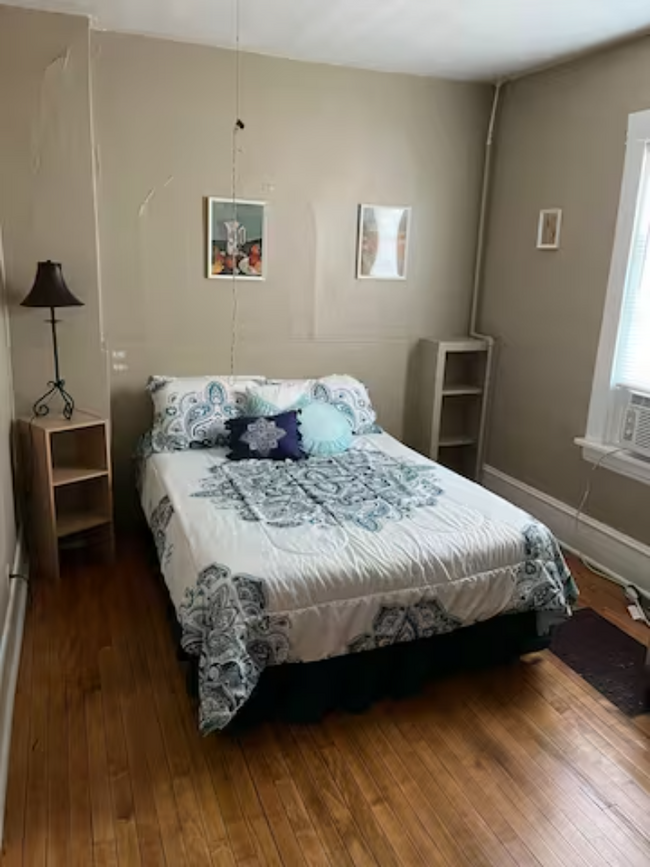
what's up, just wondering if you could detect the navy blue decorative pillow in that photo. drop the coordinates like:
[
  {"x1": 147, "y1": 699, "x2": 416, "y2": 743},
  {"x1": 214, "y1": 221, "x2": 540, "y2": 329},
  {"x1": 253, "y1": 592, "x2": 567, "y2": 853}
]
[{"x1": 226, "y1": 411, "x2": 304, "y2": 461}]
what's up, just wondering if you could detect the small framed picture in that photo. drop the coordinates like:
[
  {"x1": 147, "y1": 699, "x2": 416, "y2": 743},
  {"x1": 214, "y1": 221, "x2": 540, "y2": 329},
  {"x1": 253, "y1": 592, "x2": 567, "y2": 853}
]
[
  {"x1": 357, "y1": 204, "x2": 411, "y2": 279},
  {"x1": 206, "y1": 197, "x2": 266, "y2": 279},
  {"x1": 537, "y1": 208, "x2": 562, "y2": 250}
]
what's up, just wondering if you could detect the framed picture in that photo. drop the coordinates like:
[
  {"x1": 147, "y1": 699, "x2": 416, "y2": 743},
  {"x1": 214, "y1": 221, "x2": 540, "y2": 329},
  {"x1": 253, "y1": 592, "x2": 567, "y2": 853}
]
[
  {"x1": 207, "y1": 197, "x2": 266, "y2": 279},
  {"x1": 357, "y1": 204, "x2": 411, "y2": 280},
  {"x1": 537, "y1": 208, "x2": 562, "y2": 250}
]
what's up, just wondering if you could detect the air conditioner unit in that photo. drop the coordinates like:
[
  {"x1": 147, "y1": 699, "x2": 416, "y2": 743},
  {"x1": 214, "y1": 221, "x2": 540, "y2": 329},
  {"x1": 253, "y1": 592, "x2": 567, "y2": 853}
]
[{"x1": 617, "y1": 388, "x2": 650, "y2": 458}]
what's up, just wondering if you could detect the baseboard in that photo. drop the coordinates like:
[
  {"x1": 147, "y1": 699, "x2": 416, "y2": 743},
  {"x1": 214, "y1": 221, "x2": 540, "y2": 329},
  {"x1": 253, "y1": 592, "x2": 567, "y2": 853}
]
[
  {"x1": 483, "y1": 465, "x2": 650, "y2": 595},
  {"x1": 0, "y1": 534, "x2": 28, "y2": 849}
]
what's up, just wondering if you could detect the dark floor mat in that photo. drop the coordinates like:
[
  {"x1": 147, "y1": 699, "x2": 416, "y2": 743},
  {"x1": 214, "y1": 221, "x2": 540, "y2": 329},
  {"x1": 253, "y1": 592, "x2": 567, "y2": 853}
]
[{"x1": 551, "y1": 608, "x2": 649, "y2": 716}]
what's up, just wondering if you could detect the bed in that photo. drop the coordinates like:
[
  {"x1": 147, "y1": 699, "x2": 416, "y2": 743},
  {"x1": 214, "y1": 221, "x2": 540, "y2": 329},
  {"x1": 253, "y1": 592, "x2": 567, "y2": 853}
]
[{"x1": 139, "y1": 428, "x2": 577, "y2": 734}]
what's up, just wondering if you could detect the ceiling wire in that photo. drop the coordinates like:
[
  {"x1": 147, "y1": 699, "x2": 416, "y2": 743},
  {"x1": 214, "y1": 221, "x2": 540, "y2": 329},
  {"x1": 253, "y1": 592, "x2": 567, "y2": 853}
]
[{"x1": 229, "y1": 0, "x2": 243, "y2": 377}]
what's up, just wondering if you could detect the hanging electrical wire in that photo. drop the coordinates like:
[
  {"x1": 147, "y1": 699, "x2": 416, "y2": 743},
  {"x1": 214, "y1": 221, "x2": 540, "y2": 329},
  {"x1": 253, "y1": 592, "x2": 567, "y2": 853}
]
[{"x1": 229, "y1": 0, "x2": 245, "y2": 376}]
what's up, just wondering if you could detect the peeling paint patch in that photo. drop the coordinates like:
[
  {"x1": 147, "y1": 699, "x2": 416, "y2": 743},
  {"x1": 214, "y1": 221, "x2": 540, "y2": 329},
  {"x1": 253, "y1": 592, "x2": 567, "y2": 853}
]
[
  {"x1": 46, "y1": 48, "x2": 70, "y2": 73},
  {"x1": 31, "y1": 46, "x2": 73, "y2": 176},
  {"x1": 138, "y1": 188, "x2": 156, "y2": 217}
]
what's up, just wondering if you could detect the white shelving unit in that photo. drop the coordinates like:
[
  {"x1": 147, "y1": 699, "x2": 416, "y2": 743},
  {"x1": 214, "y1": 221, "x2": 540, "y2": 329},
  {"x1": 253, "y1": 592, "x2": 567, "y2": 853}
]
[{"x1": 421, "y1": 337, "x2": 492, "y2": 481}]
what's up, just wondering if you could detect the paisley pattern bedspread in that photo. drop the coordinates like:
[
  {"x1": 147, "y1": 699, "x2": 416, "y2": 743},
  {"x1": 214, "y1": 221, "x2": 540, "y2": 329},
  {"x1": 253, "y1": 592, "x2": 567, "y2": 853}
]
[{"x1": 140, "y1": 433, "x2": 577, "y2": 733}]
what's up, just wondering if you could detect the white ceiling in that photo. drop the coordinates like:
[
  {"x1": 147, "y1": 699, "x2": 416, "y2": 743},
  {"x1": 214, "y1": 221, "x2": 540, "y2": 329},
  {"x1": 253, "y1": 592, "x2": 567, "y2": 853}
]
[{"x1": 5, "y1": 0, "x2": 650, "y2": 80}]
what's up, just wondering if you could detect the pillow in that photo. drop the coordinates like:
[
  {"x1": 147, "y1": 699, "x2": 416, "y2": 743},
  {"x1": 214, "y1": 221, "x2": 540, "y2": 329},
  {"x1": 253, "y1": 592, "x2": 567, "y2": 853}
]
[
  {"x1": 298, "y1": 402, "x2": 353, "y2": 456},
  {"x1": 246, "y1": 380, "x2": 313, "y2": 416},
  {"x1": 147, "y1": 375, "x2": 266, "y2": 452},
  {"x1": 247, "y1": 375, "x2": 380, "y2": 435},
  {"x1": 226, "y1": 411, "x2": 303, "y2": 461},
  {"x1": 309, "y1": 375, "x2": 379, "y2": 435}
]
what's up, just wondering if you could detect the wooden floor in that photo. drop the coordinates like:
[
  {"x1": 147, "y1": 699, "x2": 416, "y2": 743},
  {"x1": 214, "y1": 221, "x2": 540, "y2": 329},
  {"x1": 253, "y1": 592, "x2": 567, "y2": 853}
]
[{"x1": 2, "y1": 541, "x2": 650, "y2": 867}]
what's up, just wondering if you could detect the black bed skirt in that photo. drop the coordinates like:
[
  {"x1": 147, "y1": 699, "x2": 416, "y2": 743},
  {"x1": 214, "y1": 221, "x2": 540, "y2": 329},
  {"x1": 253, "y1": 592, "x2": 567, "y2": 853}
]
[{"x1": 166, "y1": 587, "x2": 548, "y2": 731}]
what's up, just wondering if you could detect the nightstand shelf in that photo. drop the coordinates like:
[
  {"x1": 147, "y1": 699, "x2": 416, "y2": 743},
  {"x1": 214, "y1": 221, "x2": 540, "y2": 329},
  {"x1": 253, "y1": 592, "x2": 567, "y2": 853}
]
[
  {"x1": 52, "y1": 467, "x2": 110, "y2": 487},
  {"x1": 439, "y1": 435, "x2": 477, "y2": 448},
  {"x1": 20, "y1": 415, "x2": 114, "y2": 579},
  {"x1": 442, "y1": 385, "x2": 483, "y2": 397},
  {"x1": 56, "y1": 511, "x2": 112, "y2": 539}
]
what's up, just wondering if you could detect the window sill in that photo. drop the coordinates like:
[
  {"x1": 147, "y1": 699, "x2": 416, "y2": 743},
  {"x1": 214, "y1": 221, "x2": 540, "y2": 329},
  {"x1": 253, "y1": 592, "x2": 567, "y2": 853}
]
[{"x1": 575, "y1": 436, "x2": 650, "y2": 486}]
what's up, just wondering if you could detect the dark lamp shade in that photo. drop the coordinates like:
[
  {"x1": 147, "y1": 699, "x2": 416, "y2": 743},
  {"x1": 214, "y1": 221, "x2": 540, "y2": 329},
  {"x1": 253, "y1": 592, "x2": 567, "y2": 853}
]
[{"x1": 21, "y1": 261, "x2": 83, "y2": 309}]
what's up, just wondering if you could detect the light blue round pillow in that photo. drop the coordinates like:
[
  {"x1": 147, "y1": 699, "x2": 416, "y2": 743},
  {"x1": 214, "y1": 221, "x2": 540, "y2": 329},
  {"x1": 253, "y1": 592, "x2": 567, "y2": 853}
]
[{"x1": 299, "y1": 401, "x2": 353, "y2": 456}]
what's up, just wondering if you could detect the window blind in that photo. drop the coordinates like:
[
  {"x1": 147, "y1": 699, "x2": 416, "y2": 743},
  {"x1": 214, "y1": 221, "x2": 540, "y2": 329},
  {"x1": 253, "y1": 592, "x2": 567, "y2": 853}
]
[{"x1": 614, "y1": 143, "x2": 650, "y2": 392}]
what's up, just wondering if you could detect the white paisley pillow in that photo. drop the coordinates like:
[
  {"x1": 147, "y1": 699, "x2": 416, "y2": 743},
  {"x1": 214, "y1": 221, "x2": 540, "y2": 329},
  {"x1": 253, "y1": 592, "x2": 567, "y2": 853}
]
[
  {"x1": 246, "y1": 380, "x2": 314, "y2": 416},
  {"x1": 147, "y1": 375, "x2": 266, "y2": 451},
  {"x1": 247, "y1": 375, "x2": 379, "y2": 435},
  {"x1": 309, "y1": 375, "x2": 380, "y2": 435}
]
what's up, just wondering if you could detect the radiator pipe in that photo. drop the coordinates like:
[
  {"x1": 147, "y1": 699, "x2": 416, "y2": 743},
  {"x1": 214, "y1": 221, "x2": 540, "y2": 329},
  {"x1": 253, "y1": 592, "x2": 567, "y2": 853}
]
[{"x1": 469, "y1": 80, "x2": 504, "y2": 474}]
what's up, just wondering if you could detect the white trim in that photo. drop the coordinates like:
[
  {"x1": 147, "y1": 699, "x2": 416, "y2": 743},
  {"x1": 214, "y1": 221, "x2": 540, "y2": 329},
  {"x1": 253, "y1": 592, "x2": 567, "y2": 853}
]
[
  {"x1": 585, "y1": 109, "x2": 650, "y2": 444},
  {"x1": 575, "y1": 436, "x2": 650, "y2": 486},
  {"x1": 0, "y1": 535, "x2": 28, "y2": 849},
  {"x1": 483, "y1": 465, "x2": 650, "y2": 596}
]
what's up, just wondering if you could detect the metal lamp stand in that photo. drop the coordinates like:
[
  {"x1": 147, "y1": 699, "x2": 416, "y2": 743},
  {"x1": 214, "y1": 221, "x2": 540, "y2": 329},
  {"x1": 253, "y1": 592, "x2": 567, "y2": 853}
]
[{"x1": 33, "y1": 306, "x2": 75, "y2": 420}]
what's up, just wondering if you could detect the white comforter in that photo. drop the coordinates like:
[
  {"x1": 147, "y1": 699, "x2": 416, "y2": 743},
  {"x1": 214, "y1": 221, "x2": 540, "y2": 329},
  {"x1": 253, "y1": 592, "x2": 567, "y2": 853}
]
[{"x1": 140, "y1": 433, "x2": 575, "y2": 732}]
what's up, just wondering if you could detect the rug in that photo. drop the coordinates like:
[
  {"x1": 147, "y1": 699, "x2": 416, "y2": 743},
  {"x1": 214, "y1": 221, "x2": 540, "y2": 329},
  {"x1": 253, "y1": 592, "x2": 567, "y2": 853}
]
[{"x1": 551, "y1": 608, "x2": 649, "y2": 716}]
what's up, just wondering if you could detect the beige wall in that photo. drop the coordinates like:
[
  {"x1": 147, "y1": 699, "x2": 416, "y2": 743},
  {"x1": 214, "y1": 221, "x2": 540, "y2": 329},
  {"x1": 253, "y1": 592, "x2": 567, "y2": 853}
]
[
  {"x1": 0, "y1": 6, "x2": 108, "y2": 421},
  {"x1": 92, "y1": 32, "x2": 491, "y2": 508},
  {"x1": 481, "y1": 37, "x2": 650, "y2": 543}
]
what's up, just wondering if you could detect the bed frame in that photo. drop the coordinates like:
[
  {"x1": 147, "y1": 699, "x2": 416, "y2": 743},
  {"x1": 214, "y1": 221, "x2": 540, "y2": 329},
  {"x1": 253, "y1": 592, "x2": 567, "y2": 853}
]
[
  {"x1": 152, "y1": 536, "x2": 549, "y2": 730},
  {"x1": 189, "y1": 610, "x2": 547, "y2": 730}
]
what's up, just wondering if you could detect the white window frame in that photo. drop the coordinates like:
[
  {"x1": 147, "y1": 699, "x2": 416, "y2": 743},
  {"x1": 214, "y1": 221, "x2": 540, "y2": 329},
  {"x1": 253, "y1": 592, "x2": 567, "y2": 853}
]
[{"x1": 577, "y1": 108, "x2": 650, "y2": 485}]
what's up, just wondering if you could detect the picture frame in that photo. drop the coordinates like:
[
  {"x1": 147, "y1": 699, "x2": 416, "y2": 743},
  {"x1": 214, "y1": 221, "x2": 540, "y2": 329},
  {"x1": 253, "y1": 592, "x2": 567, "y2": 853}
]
[
  {"x1": 356, "y1": 204, "x2": 411, "y2": 280},
  {"x1": 537, "y1": 208, "x2": 562, "y2": 250},
  {"x1": 206, "y1": 197, "x2": 266, "y2": 279}
]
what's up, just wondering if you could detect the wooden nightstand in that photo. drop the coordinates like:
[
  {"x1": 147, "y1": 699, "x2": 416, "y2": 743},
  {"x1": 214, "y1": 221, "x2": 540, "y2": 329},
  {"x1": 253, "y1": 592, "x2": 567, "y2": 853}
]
[{"x1": 20, "y1": 415, "x2": 114, "y2": 579}]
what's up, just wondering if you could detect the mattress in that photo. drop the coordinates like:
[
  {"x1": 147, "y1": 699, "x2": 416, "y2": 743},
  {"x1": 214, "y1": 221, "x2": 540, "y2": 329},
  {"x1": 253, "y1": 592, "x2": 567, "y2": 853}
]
[{"x1": 140, "y1": 432, "x2": 577, "y2": 732}]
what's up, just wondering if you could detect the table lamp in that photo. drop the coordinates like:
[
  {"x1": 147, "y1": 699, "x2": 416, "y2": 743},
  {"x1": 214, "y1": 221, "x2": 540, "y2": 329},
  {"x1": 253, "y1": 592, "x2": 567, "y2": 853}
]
[{"x1": 21, "y1": 261, "x2": 83, "y2": 420}]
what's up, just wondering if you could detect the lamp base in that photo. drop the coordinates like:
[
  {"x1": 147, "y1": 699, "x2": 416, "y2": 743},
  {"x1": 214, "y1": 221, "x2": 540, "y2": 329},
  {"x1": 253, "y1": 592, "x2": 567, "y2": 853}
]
[{"x1": 33, "y1": 379, "x2": 75, "y2": 421}]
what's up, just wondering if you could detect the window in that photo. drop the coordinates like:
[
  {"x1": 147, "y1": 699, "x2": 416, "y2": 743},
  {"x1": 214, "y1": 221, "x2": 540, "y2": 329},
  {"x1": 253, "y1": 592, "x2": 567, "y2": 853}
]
[{"x1": 579, "y1": 108, "x2": 650, "y2": 484}]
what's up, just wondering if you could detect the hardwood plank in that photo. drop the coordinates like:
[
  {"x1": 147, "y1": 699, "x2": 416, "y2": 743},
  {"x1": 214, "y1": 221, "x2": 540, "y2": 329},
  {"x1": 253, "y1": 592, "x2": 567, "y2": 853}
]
[
  {"x1": 115, "y1": 554, "x2": 192, "y2": 867},
  {"x1": 224, "y1": 739, "x2": 284, "y2": 867},
  {"x1": 67, "y1": 684, "x2": 94, "y2": 867},
  {"x1": 22, "y1": 581, "x2": 50, "y2": 867},
  {"x1": 249, "y1": 726, "x2": 337, "y2": 867},
  {"x1": 241, "y1": 736, "x2": 308, "y2": 867},
  {"x1": 46, "y1": 587, "x2": 71, "y2": 867},
  {"x1": 98, "y1": 645, "x2": 148, "y2": 867},
  {"x1": 290, "y1": 727, "x2": 377, "y2": 867},
  {"x1": 394, "y1": 702, "x2": 540, "y2": 867},
  {"x1": 378, "y1": 711, "x2": 508, "y2": 867},
  {"x1": 85, "y1": 687, "x2": 117, "y2": 862},
  {"x1": 353, "y1": 716, "x2": 466, "y2": 867},
  {"x1": 270, "y1": 724, "x2": 355, "y2": 867},
  {"x1": 322, "y1": 717, "x2": 425, "y2": 867}
]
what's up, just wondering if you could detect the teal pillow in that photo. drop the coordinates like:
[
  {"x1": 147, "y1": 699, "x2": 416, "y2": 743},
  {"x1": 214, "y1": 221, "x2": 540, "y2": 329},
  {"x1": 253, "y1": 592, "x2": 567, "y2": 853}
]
[{"x1": 298, "y1": 402, "x2": 353, "y2": 456}]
